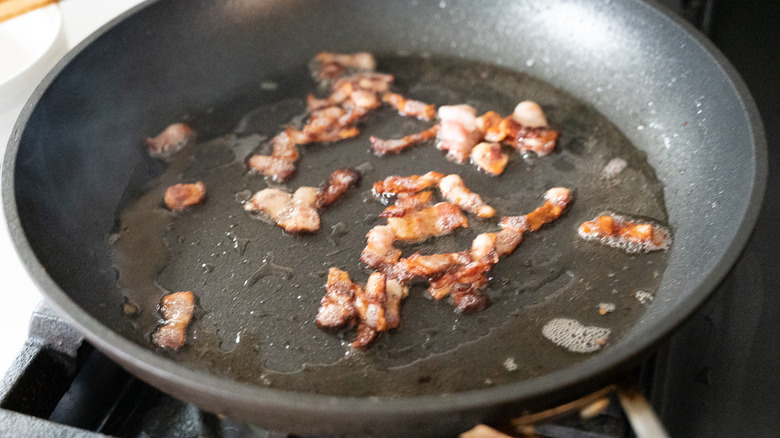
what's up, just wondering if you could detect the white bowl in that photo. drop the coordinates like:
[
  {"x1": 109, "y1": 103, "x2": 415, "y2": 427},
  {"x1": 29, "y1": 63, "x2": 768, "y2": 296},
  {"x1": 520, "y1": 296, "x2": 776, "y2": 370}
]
[{"x1": 0, "y1": 3, "x2": 67, "y2": 138}]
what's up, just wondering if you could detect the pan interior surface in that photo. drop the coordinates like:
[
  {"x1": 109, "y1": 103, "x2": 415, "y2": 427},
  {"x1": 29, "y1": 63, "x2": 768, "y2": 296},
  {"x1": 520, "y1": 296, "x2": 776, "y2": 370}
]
[
  {"x1": 4, "y1": 0, "x2": 763, "y2": 434},
  {"x1": 110, "y1": 54, "x2": 669, "y2": 396}
]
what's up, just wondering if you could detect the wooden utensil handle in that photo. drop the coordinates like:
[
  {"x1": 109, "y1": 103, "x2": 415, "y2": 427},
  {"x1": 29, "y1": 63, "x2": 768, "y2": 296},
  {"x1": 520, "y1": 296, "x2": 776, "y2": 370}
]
[{"x1": 0, "y1": 0, "x2": 58, "y2": 24}]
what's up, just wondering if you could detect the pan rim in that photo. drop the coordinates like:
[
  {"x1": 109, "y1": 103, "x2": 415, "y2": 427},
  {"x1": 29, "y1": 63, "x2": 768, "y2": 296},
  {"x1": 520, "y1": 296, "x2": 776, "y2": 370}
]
[{"x1": 1, "y1": 0, "x2": 767, "y2": 425}]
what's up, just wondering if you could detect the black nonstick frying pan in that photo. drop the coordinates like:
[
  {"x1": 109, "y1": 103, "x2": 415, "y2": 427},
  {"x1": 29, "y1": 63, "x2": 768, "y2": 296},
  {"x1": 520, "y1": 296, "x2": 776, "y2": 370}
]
[{"x1": 2, "y1": 0, "x2": 766, "y2": 436}]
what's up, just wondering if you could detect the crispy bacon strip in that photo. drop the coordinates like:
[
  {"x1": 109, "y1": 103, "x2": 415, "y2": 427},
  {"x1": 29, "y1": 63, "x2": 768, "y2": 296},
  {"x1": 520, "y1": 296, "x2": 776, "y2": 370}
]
[
  {"x1": 351, "y1": 323, "x2": 378, "y2": 349},
  {"x1": 360, "y1": 225, "x2": 402, "y2": 270},
  {"x1": 578, "y1": 213, "x2": 671, "y2": 253},
  {"x1": 470, "y1": 142, "x2": 509, "y2": 176},
  {"x1": 503, "y1": 119, "x2": 559, "y2": 157},
  {"x1": 501, "y1": 187, "x2": 572, "y2": 233},
  {"x1": 152, "y1": 291, "x2": 195, "y2": 350},
  {"x1": 316, "y1": 168, "x2": 361, "y2": 209},
  {"x1": 438, "y1": 174, "x2": 496, "y2": 218},
  {"x1": 372, "y1": 171, "x2": 445, "y2": 196},
  {"x1": 355, "y1": 272, "x2": 388, "y2": 331},
  {"x1": 475, "y1": 111, "x2": 507, "y2": 143},
  {"x1": 310, "y1": 52, "x2": 376, "y2": 83},
  {"x1": 382, "y1": 93, "x2": 437, "y2": 121},
  {"x1": 436, "y1": 104, "x2": 481, "y2": 163},
  {"x1": 146, "y1": 123, "x2": 195, "y2": 158},
  {"x1": 380, "y1": 191, "x2": 432, "y2": 218},
  {"x1": 316, "y1": 268, "x2": 361, "y2": 329},
  {"x1": 248, "y1": 131, "x2": 300, "y2": 182},
  {"x1": 164, "y1": 182, "x2": 206, "y2": 211},
  {"x1": 387, "y1": 202, "x2": 468, "y2": 242},
  {"x1": 394, "y1": 233, "x2": 498, "y2": 309},
  {"x1": 370, "y1": 125, "x2": 440, "y2": 155},
  {"x1": 248, "y1": 156, "x2": 297, "y2": 182},
  {"x1": 384, "y1": 279, "x2": 409, "y2": 330},
  {"x1": 497, "y1": 187, "x2": 571, "y2": 256},
  {"x1": 244, "y1": 187, "x2": 321, "y2": 233}
]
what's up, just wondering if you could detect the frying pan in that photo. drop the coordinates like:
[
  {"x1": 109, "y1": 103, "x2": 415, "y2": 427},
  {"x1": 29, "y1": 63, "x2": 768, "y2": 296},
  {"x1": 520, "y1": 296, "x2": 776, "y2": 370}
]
[{"x1": 1, "y1": 0, "x2": 766, "y2": 436}]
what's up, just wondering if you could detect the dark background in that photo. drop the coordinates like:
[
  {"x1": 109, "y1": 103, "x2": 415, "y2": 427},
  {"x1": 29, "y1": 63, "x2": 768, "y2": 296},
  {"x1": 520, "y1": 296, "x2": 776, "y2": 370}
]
[{"x1": 651, "y1": 0, "x2": 780, "y2": 436}]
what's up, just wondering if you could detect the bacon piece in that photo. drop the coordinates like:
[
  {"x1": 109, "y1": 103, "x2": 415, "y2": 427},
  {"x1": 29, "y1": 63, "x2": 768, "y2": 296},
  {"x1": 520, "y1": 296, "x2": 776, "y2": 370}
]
[
  {"x1": 437, "y1": 104, "x2": 481, "y2": 163},
  {"x1": 248, "y1": 131, "x2": 300, "y2": 182},
  {"x1": 470, "y1": 142, "x2": 509, "y2": 176},
  {"x1": 152, "y1": 291, "x2": 195, "y2": 350},
  {"x1": 470, "y1": 232, "x2": 498, "y2": 261},
  {"x1": 372, "y1": 171, "x2": 445, "y2": 196},
  {"x1": 248, "y1": 156, "x2": 297, "y2": 182},
  {"x1": 380, "y1": 191, "x2": 432, "y2": 218},
  {"x1": 382, "y1": 93, "x2": 437, "y2": 121},
  {"x1": 475, "y1": 111, "x2": 507, "y2": 143},
  {"x1": 503, "y1": 118, "x2": 559, "y2": 157},
  {"x1": 578, "y1": 212, "x2": 671, "y2": 253},
  {"x1": 316, "y1": 168, "x2": 361, "y2": 209},
  {"x1": 501, "y1": 187, "x2": 572, "y2": 233},
  {"x1": 164, "y1": 182, "x2": 206, "y2": 211},
  {"x1": 310, "y1": 52, "x2": 376, "y2": 83},
  {"x1": 512, "y1": 100, "x2": 549, "y2": 128},
  {"x1": 360, "y1": 225, "x2": 402, "y2": 270},
  {"x1": 355, "y1": 272, "x2": 387, "y2": 331},
  {"x1": 397, "y1": 234, "x2": 498, "y2": 303},
  {"x1": 370, "y1": 125, "x2": 440, "y2": 155},
  {"x1": 351, "y1": 323, "x2": 378, "y2": 350},
  {"x1": 452, "y1": 288, "x2": 489, "y2": 313},
  {"x1": 387, "y1": 202, "x2": 468, "y2": 242},
  {"x1": 438, "y1": 174, "x2": 496, "y2": 218},
  {"x1": 495, "y1": 228, "x2": 524, "y2": 256},
  {"x1": 316, "y1": 268, "x2": 361, "y2": 329},
  {"x1": 397, "y1": 251, "x2": 472, "y2": 279},
  {"x1": 244, "y1": 187, "x2": 321, "y2": 233},
  {"x1": 384, "y1": 279, "x2": 409, "y2": 330},
  {"x1": 146, "y1": 123, "x2": 195, "y2": 158}
]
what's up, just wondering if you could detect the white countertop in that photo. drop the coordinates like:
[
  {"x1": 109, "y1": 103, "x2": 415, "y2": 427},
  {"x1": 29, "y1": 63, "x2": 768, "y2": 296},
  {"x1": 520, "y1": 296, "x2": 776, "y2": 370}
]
[{"x1": 0, "y1": 0, "x2": 146, "y2": 377}]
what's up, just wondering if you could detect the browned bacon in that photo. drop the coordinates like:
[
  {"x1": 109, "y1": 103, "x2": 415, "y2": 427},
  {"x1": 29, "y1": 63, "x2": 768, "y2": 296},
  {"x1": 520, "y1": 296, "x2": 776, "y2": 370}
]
[
  {"x1": 470, "y1": 142, "x2": 509, "y2": 176},
  {"x1": 146, "y1": 123, "x2": 195, "y2": 158},
  {"x1": 316, "y1": 268, "x2": 361, "y2": 329},
  {"x1": 164, "y1": 182, "x2": 206, "y2": 211},
  {"x1": 394, "y1": 233, "x2": 498, "y2": 307},
  {"x1": 387, "y1": 202, "x2": 468, "y2": 242},
  {"x1": 382, "y1": 93, "x2": 437, "y2": 121},
  {"x1": 248, "y1": 156, "x2": 297, "y2": 182},
  {"x1": 316, "y1": 269, "x2": 409, "y2": 349},
  {"x1": 310, "y1": 52, "x2": 377, "y2": 83},
  {"x1": 503, "y1": 119, "x2": 559, "y2": 157},
  {"x1": 152, "y1": 291, "x2": 195, "y2": 350},
  {"x1": 384, "y1": 279, "x2": 409, "y2": 330},
  {"x1": 316, "y1": 168, "x2": 361, "y2": 209},
  {"x1": 436, "y1": 104, "x2": 482, "y2": 163},
  {"x1": 248, "y1": 131, "x2": 300, "y2": 182},
  {"x1": 370, "y1": 125, "x2": 439, "y2": 155},
  {"x1": 475, "y1": 111, "x2": 507, "y2": 143},
  {"x1": 438, "y1": 174, "x2": 496, "y2": 218},
  {"x1": 372, "y1": 171, "x2": 445, "y2": 197},
  {"x1": 578, "y1": 212, "x2": 671, "y2": 253},
  {"x1": 244, "y1": 187, "x2": 321, "y2": 233},
  {"x1": 380, "y1": 191, "x2": 432, "y2": 218},
  {"x1": 355, "y1": 272, "x2": 388, "y2": 331},
  {"x1": 360, "y1": 225, "x2": 402, "y2": 270},
  {"x1": 351, "y1": 323, "x2": 378, "y2": 349},
  {"x1": 501, "y1": 187, "x2": 572, "y2": 233}
]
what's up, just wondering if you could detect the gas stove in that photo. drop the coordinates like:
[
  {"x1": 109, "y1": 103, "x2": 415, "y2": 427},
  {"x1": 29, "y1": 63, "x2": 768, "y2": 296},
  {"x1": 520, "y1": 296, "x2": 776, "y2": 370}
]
[{"x1": 2, "y1": 0, "x2": 779, "y2": 436}]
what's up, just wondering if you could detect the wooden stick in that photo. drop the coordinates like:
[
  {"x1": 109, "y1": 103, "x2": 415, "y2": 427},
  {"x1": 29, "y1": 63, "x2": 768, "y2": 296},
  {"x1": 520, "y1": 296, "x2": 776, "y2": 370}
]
[{"x1": 0, "y1": 0, "x2": 58, "y2": 24}]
